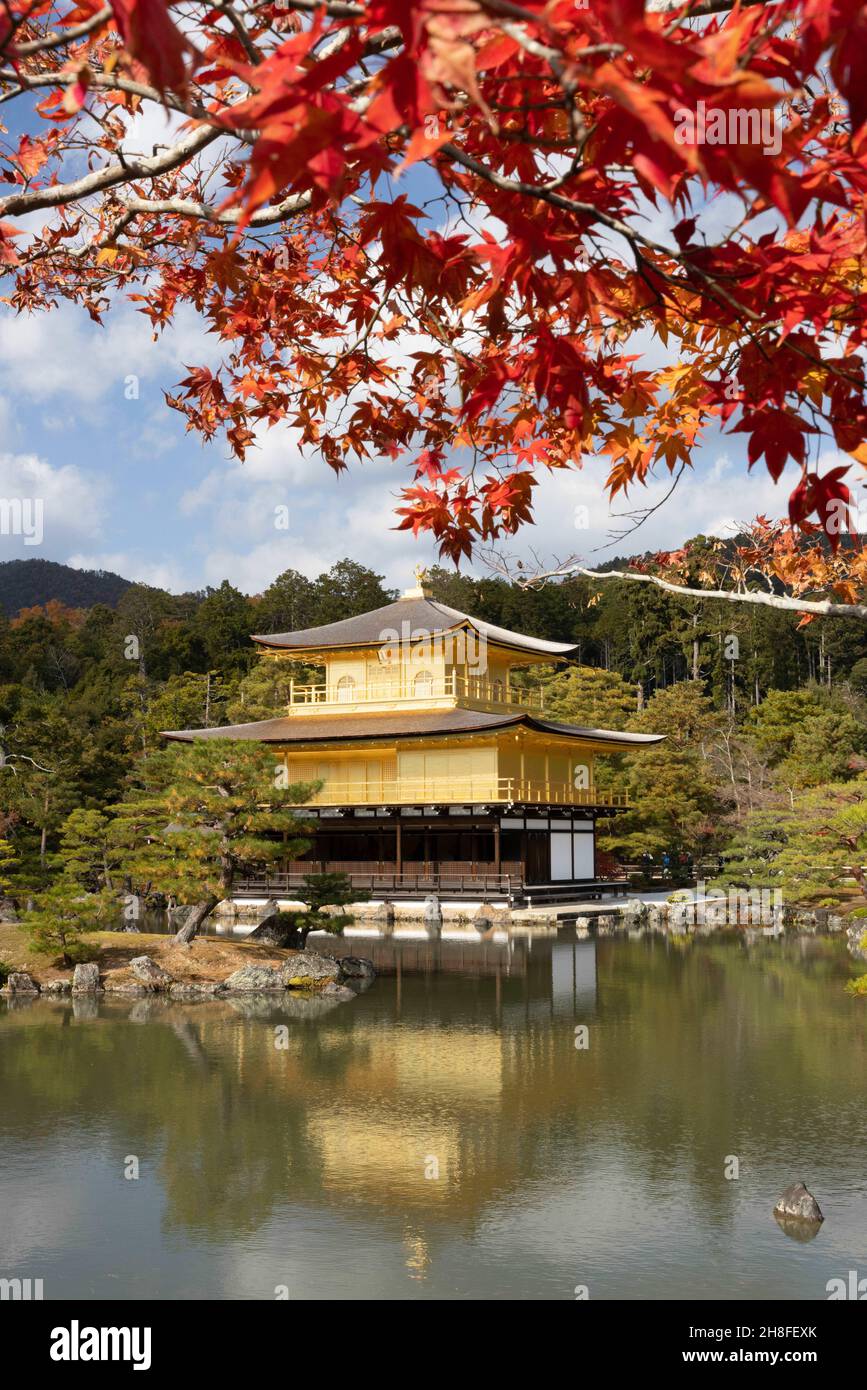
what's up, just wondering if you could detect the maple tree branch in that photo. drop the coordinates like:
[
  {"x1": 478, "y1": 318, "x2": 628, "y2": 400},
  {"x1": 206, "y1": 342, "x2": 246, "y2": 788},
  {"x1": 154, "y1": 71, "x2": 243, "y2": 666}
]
[
  {"x1": 0, "y1": 125, "x2": 221, "y2": 217},
  {"x1": 523, "y1": 564, "x2": 867, "y2": 620},
  {"x1": 0, "y1": 67, "x2": 206, "y2": 116},
  {"x1": 12, "y1": 5, "x2": 112, "y2": 55},
  {"x1": 120, "y1": 189, "x2": 313, "y2": 225}
]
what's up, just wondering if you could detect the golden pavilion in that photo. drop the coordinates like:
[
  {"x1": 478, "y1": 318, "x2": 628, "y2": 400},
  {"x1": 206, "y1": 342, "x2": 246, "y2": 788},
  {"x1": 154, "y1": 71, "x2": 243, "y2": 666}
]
[{"x1": 164, "y1": 572, "x2": 662, "y2": 903}]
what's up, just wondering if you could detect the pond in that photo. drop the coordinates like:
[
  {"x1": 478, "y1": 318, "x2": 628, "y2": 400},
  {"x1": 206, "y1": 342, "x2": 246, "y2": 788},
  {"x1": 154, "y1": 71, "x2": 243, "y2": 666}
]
[{"x1": 1, "y1": 931, "x2": 865, "y2": 1300}]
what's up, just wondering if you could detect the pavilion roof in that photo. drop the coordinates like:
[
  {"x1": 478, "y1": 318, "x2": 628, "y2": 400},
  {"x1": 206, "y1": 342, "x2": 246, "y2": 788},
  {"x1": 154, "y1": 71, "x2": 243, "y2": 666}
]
[
  {"x1": 251, "y1": 596, "x2": 578, "y2": 659},
  {"x1": 161, "y1": 707, "x2": 664, "y2": 750}
]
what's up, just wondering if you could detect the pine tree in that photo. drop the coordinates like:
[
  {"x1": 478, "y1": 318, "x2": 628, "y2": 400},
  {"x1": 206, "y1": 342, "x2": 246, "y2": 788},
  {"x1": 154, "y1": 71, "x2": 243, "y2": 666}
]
[
  {"x1": 110, "y1": 740, "x2": 318, "y2": 942},
  {"x1": 0, "y1": 837, "x2": 18, "y2": 894},
  {"x1": 23, "y1": 882, "x2": 116, "y2": 966},
  {"x1": 542, "y1": 666, "x2": 638, "y2": 729},
  {"x1": 57, "y1": 809, "x2": 115, "y2": 891}
]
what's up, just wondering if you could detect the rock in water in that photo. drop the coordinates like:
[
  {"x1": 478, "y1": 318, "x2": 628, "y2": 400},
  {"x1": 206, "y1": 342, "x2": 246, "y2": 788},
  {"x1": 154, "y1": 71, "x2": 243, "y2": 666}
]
[
  {"x1": 369, "y1": 903, "x2": 395, "y2": 929},
  {"x1": 169, "y1": 982, "x2": 222, "y2": 1000},
  {"x1": 71, "y1": 962, "x2": 102, "y2": 994},
  {"x1": 774, "y1": 1182, "x2": 824, "y2": 1223},
  {"x1": 282, "y1": 952, "x2": 341, "y2": 988},
  {"x1": 6, "y1": 971, "x2": 39, "y2": 994},
  {"x1": 321, "y1": 982, "x2": 356, "y2": 1001},
  {"x1": 129, "y1": 956, "x2": 173, "y2": 992},
  {"x1": 247, "y1": 903, "x2": 299, "y2": 947},
  {"x1": 222, "y1": 965, "x2": 285, "y2": 992},
  {"x1": 338, "y1": 956, "x2": 376, "y2": 981}
]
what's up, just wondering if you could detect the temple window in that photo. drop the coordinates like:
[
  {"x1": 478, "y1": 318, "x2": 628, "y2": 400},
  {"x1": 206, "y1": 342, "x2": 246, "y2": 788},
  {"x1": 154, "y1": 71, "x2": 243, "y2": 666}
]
[{"x1": 414, "y1": 669, "x2": 435, "y2": 698}]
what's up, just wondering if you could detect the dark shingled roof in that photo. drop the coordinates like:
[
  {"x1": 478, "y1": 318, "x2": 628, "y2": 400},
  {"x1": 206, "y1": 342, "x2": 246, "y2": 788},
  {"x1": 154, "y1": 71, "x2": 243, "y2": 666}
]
[
  {"x1": 162, "y1": 708, "x2": 664, "y2": 749},
  {"x1": 251, "y1": 596, "x2": 578, "y2": 658}
]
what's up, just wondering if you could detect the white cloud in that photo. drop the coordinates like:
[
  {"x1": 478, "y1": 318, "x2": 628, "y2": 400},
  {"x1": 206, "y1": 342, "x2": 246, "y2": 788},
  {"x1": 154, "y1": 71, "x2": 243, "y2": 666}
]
[
  {"x1": 65, "y1": 550, "x2": 188, "y2": 591},
  {"x1": 0, "y1": 451, "x2": 107, "y2": 556},
  {"x1": 0, "y1": 299, "x2": 218, "y2": 410}
]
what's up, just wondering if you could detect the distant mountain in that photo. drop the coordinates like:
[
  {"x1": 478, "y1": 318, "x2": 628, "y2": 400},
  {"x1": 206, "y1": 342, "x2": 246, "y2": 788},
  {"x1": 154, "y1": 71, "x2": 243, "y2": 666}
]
[{"x1": 0, "y1": 559, "x2": 132, "y2": 616}]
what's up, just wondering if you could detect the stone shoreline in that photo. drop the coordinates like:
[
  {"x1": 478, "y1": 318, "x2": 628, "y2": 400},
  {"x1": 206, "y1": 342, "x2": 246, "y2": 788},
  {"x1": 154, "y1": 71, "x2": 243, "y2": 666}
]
[{"x1": 0, "y1": 942, "x2": 376, "y2": 1003}]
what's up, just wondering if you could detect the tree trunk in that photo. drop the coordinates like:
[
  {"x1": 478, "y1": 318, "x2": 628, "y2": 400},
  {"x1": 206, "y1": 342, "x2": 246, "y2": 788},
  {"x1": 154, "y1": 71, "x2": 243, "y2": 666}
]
[{"x1": 173, "y1": 895, "x2": 219, "y2": 944}]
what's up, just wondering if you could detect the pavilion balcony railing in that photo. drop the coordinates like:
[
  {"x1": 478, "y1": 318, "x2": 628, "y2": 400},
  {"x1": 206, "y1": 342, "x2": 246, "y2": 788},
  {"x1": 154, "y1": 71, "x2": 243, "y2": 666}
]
[
  {"x1": 274, "y1": 860, "x2": 525, "y2": 878},
  {"x1": 287, "y1": 673, "x2": 545, "y2": 712},
  {"x1": 292, "y1": 777, "x2": 628, "y2": 808},
  {"x1": 234, "y1": 869, "x2": 520, "y2": 899}
]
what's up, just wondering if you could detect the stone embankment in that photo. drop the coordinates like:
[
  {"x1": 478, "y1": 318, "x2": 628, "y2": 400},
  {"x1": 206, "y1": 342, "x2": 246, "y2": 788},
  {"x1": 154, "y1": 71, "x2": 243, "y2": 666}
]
[{"x1": 216, "y1": 894, "x2": 853, "y2": 936}]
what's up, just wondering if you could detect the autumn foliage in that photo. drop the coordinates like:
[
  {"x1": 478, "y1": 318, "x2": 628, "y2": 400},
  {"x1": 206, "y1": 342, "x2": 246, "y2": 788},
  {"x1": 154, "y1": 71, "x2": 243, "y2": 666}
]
[{"x1": 3, "y1": 1, "x2": 867, "y2": 596}]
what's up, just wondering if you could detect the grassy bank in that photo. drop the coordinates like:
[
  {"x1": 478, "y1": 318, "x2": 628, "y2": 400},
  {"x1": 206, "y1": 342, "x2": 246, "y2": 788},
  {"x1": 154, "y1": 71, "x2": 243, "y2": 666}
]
[{"x1": 0, "y1": 922, "x2": 307, "y2": 989}]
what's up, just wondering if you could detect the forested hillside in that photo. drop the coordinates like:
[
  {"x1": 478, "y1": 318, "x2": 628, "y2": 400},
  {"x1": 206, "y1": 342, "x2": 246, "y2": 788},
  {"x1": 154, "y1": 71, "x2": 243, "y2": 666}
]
[
  {"x1": 1, "y1": 551, "x2": 866, "y2": 904},
  {"x1": 0, "y1": 559, "x2": 131, "y2": 616}
]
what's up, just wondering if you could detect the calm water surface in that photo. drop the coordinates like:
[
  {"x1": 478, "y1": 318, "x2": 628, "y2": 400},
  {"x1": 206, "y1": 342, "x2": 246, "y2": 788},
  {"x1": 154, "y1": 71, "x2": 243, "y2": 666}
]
[{"x1": 1, "y1": 932, "x2": 865, "y2": 1300}]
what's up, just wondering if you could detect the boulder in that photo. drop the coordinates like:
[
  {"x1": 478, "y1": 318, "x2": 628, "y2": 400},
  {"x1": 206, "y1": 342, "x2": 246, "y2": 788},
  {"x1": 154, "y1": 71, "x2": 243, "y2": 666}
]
[
  {"x1": 847, "y1": 924, "x2": 867, "y2": 962},
  {"x1": 773, "y1": 1181, "x2": 823, "y2": 1224},
  {"x1": 42, "y1": 979, "x2": 71, "y2": 995},
  {"x1": 369, "y1": 902, "x2": 395, "y2": 928},
  {"x1": 338, "y1": 956, "x2": 376, "y2": 981},
  {"x1": 0, "y1": 896, "x2": 20, "y2": 923},
  {"x1": 71, "y1": 962, "x2": 102, "y2": 994},
  {"x1": 6, "y1": 971, "x2": 39, "y2": 994},
  {"x1": 474, "y1": 903, "x2": 511, "y2": 925},
  {"x1": 222, "y1": 965, "x2": 285, "y2": 992},
  {"x1": 247, "y1": 903, "x2": 299, "y2": 947},
  {"x1": 129, "y1": 956, "x2": 173, "y2": 992},
  {"x1": 622, "y1": 900, "x2": 649, "y2": 928},
  {"x1": 104, "y1": 983, "x2": 150, "y2": 997},
  {"x1": 594, "y1": 913, "x2": 619, "y2": 934},
  {"x1": 168, "y1": 981, "x2": 222, "y2": 1000},
  {"x1": 282, "y1": 951, "x2": 341, "y2": 988},
  {"x1": 321, "y1": 982, "x2": 356, "y2": 1001}
]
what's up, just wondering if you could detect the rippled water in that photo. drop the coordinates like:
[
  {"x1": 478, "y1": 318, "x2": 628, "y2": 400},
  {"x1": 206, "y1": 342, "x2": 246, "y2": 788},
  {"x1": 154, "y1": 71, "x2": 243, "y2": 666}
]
[{"x1": 1, "y1": 932, "x2": 865, "y2": 1300}]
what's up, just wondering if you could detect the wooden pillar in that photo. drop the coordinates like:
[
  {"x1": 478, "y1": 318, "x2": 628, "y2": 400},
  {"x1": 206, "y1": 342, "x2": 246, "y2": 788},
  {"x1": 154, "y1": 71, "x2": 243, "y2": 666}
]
[
  {"x1": 493, "y1": 822, "x2": 501, "y2": 873},
  {"x1": 396, "y1": 819, "x2": 402, "y2": 875}
]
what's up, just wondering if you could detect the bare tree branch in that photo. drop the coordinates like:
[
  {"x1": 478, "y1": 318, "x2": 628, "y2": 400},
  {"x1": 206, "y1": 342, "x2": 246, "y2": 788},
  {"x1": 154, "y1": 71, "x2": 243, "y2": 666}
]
[{"x1": 520, "y1": 562, "x2": 867, "y2": 621}]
